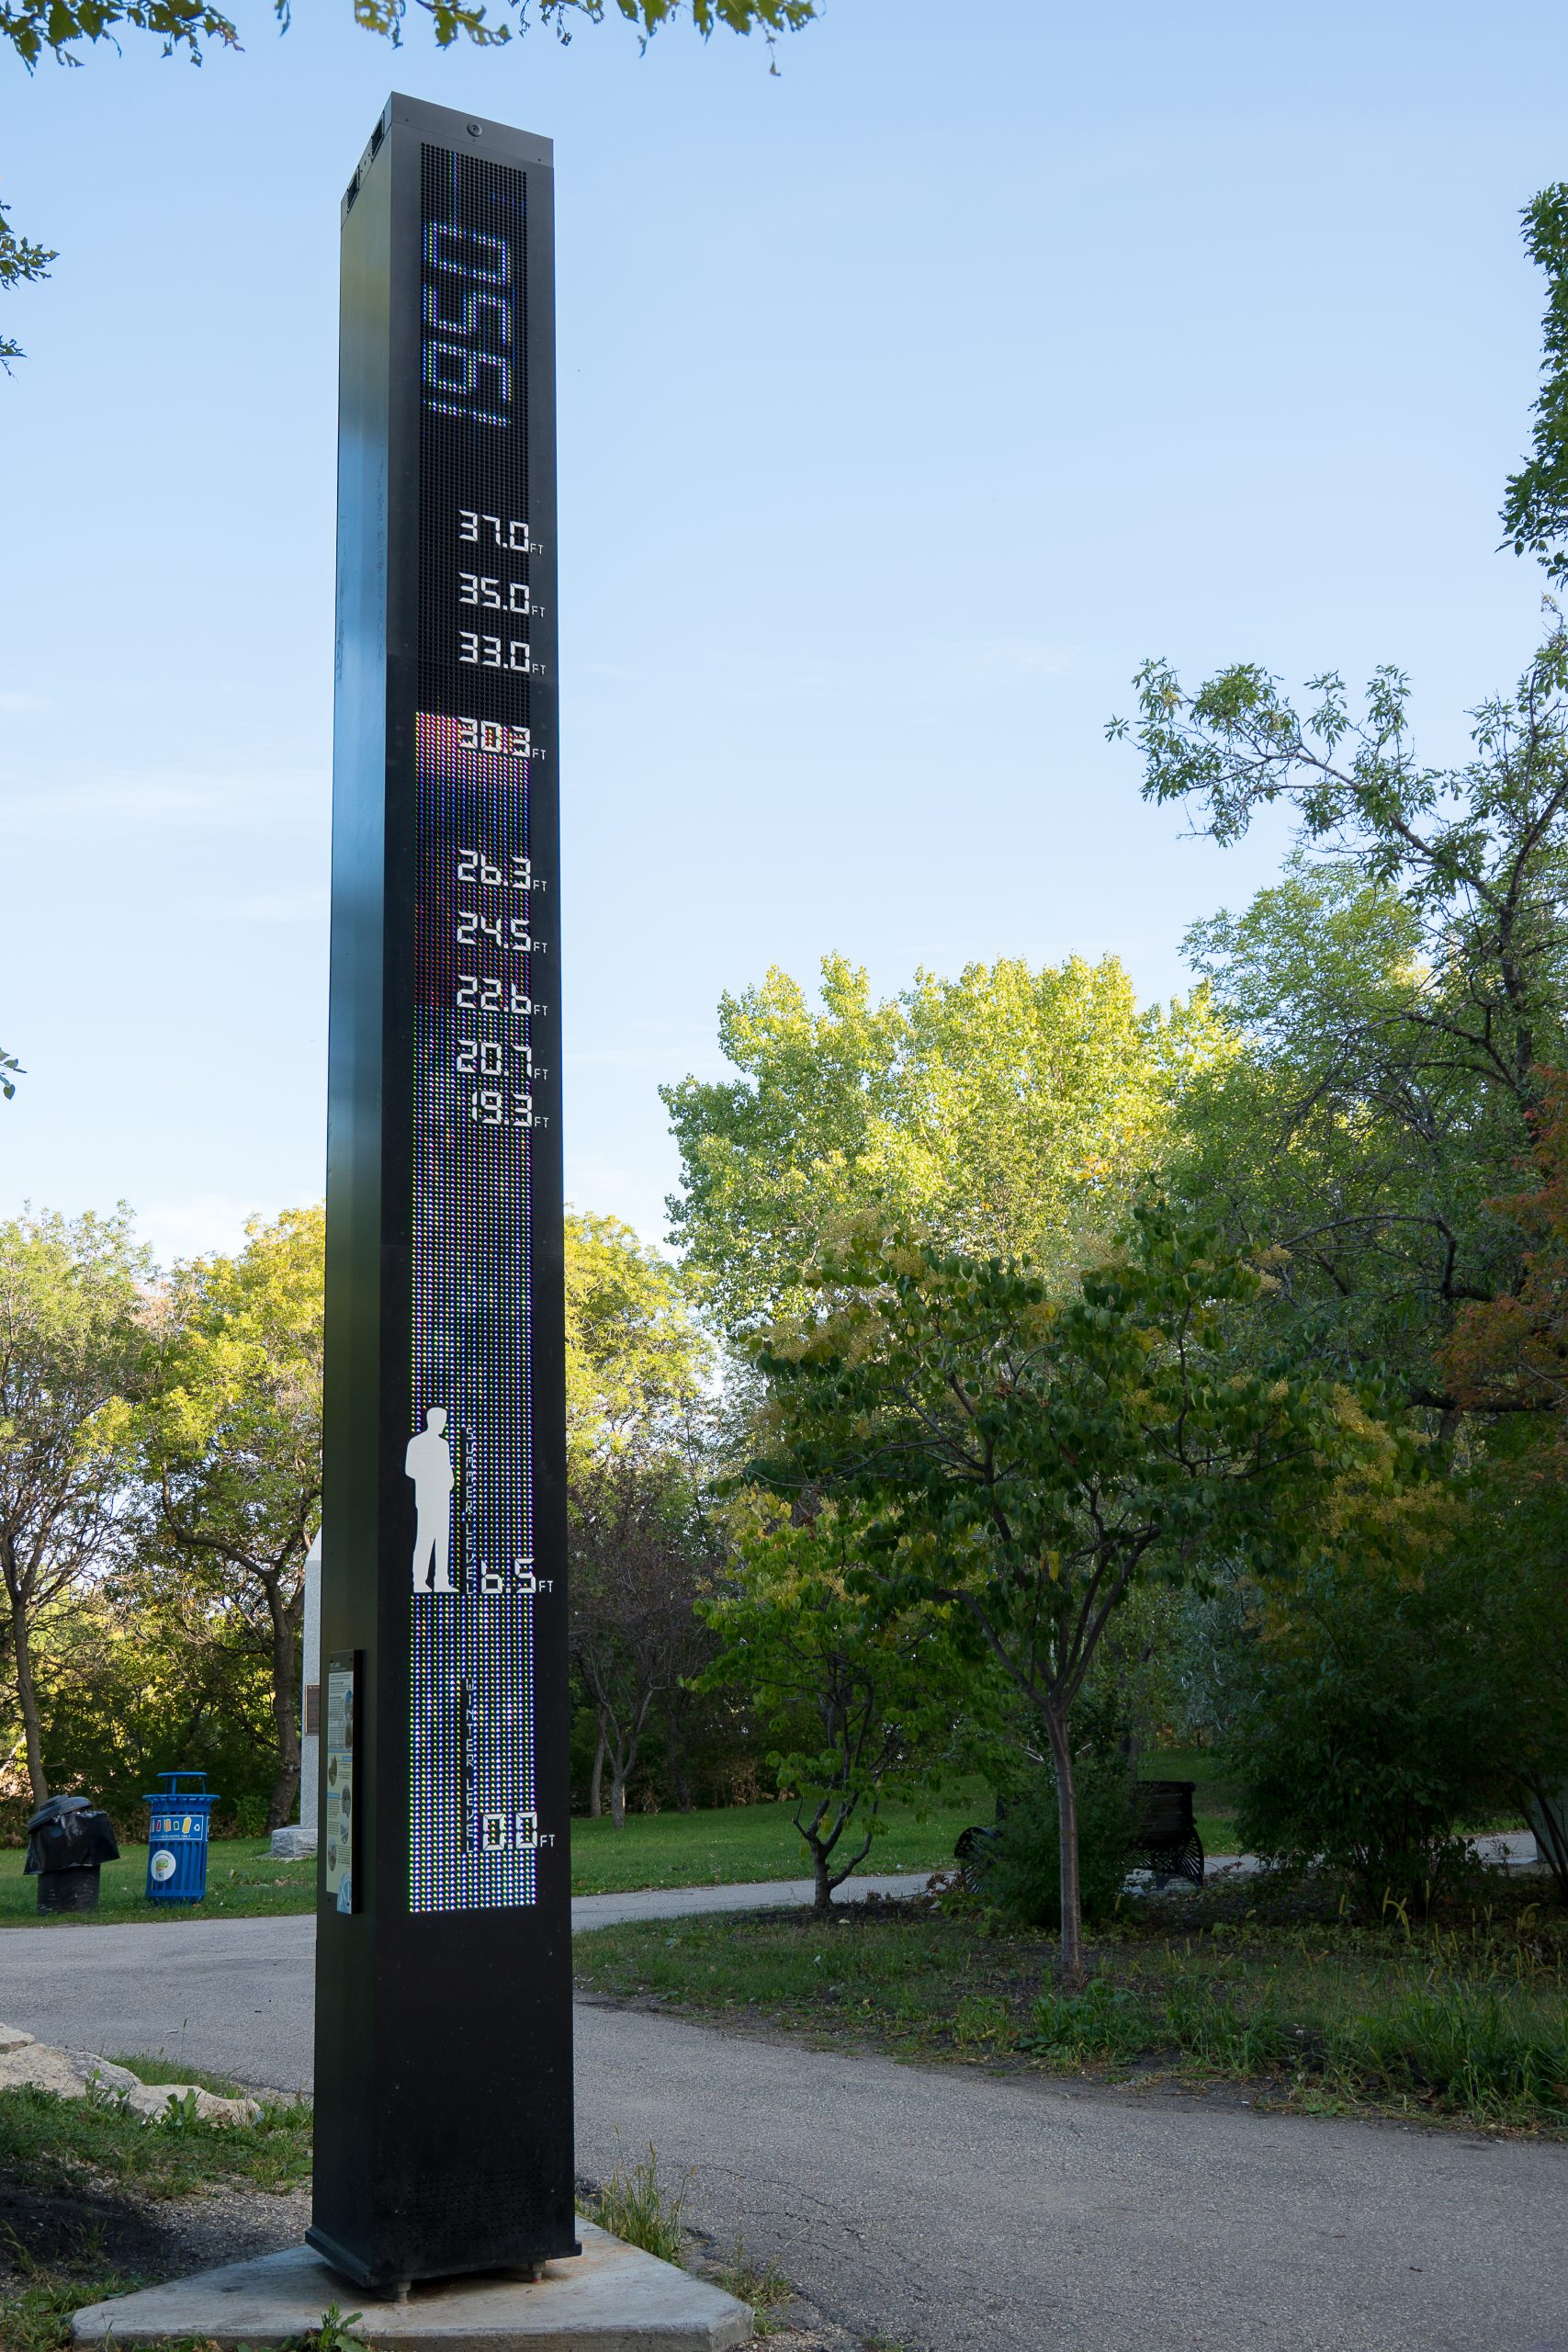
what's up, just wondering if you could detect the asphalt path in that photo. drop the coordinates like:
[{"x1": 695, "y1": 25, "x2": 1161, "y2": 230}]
[
  {"x1": 3, "y1": 1892, "x2": 1566, "y2": 2352},
  {"x1": 0, "y1": 1877, "x2": 929, "y2": 2092}
]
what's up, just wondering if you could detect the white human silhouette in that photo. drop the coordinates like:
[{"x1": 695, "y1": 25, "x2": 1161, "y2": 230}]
[{"x1": 406, "y1": 1408, "x2": 456, "y2": 1593}]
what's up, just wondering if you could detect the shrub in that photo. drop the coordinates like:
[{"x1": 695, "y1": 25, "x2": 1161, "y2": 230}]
[
  {"x1": 981, "y1": 1757, "x2": 1139, "y2": 1930},
  {"x1": 1227, "y1": 1520, "x2": 1514, "y2": 1914}
]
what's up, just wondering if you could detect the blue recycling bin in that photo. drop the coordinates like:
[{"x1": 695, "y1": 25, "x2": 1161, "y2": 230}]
[{"x1": 142, "y1": 1772, "x2": 218, "y2": 1903}]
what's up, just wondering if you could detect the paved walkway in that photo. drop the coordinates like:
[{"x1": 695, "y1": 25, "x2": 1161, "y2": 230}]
[
  {"x1": 570, "y1": 1870, "x2": 930, "y2": 1929},
  {"x1": 0, "y1": 1875, "x2": 930, "y2": 2092},
  {"x1": 4, "y1": 1879, "x2": 1565, "y2": 2351},
  {"x1": 578, "y1": 2002, "x2": 1568, "y2": 2352}
]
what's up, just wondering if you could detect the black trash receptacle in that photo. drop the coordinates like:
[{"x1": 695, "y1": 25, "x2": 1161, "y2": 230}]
[{"x1": 24, "y1": 1795, "x2": 121, "y2": 1915}]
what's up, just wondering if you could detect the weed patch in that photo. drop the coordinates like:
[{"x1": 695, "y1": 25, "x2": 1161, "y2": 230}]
[
  {"x1": 708, "y1": 2240, "x2": 792, "y2": 2335},
  {"x1": 581, "y1": 2142, "x2": 689, "y2": 2266},
  {"x1": 573, "y1": 1880, "x2": 1568, "y2": 2132},
  {"x1": 0, "y1": 2082, "x2": 310, "y2": 2199},
  {"x1": 0, "y1": 2265, "x2": 148, "y2": 2352}
]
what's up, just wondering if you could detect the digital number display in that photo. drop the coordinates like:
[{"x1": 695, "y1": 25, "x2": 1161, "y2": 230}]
[{"x1": 407, "y1": 146, "x2": 553, "y2": 1914}]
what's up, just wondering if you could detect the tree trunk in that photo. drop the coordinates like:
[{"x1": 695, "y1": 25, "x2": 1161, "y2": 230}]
[
  {"x1": 589, "y1": 1727, "x2": 606, "y2": 1819},
  {"x1": 9, "y1": 1595, "x2": 48, "y2": 1805},
  {"x1": 1044, "y1": 1702, "x2": 1084, "y2": 1986},
  {"x1": 265, "y1": 1576, "x2": 302, "y2": 1833},
  {"x1": 597, "y1": 1688, "x2": 652, "y2": 1831},
  {"x1": 665, "y1": 1704, "x2": 693, "y2": 1815},
  {"x1": 812, "y1": 1849, "x2": 832, "y2": 1914}
]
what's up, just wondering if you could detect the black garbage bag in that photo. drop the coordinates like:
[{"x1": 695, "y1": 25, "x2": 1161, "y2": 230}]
[{"x1": 24, "y1": 1794, "x2": 121, "y2": 1875}]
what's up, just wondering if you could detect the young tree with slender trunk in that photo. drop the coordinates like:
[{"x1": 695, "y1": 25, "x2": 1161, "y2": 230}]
[
  {"x1": 0, "y1": 1211, "x2": 147, "y2": 1804},
  {"x1": 747, "y1": 1206, "x2": 1345, "y2": 1983},
  {"x1": 703, "y1": 1501, "x2": 965, "y2": 1912}
]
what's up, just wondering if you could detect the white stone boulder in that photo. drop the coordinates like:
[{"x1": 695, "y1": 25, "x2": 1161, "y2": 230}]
[{"x1": 0, "y1": 2025, "x2": 261, "y2": 2124}]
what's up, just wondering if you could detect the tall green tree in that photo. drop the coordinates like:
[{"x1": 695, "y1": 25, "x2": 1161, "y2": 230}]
[
  {"x1": 1503, "y1": 184, "x2": 1568, "y2": 583},
  {"x1": 744, "y1": 1204, "x2": 1341, "y2": 1982},
  {"x1": 1111, "y1": 631, "x2": 1568, "y2": 1399},
  {"x1": 564, "y1": 1209, "x2": 710, "y2": 1470},
  {"x1": 36, "y1": 1572, "x2": 279, "y2": 1831},
  {"x1": 1447, "y1": 1065, "x2": 1568, "y2": 1435},
  {"x1": 1442, "y1": 1071, "x2": 1568, "y2": 1887},
  {"x1": 1112, "y1": 185, "x2": 1568, "y2": 1398},
  {"x1": 664, "y1": 953, "x2": 1223, "y2": 1336},
  {"x1": 0, "y1": 1210, "x2": 148, "y2": 1804},
  {"x1": 126, "y1": 1206, "x2": 322, "y2": 1830}
]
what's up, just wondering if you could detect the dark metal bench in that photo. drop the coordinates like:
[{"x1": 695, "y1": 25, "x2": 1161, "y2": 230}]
[
  {"x1": 953, "y1": 1777, "x2": 1205, "y2": 1894},
  {"x1": 1134, "y1": 1779, "x2": 1204, "y2": 1886},
  {"x1": 953, "y1": 1821, "x2": 999, "y2": 1894}
]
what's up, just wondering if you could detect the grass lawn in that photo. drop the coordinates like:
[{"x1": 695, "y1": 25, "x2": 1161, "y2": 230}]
[
  {"x1": 1, "y1": 1758, "x2": 1498, "y2": 1926},
  {"x1": 570, "y1": 1791, "x2": 987, "y2": 1894},
  {"x1": 573, "y1": 1880, "x2": 1568, "y2": 2134},
  {"x1": 0, "y1": 1838, "x2": 316, "y2": 1928},
  {"x1": 0, "y1": 1795, "x2": 982, "y2": 1928}
]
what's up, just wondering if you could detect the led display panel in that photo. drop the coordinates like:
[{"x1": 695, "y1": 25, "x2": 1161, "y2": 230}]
[{"x1": 410, "y1": 144, "x2": 548, "y2": 1914}]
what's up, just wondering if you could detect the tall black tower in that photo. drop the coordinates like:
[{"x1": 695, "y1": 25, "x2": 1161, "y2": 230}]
[{"x1": 312, "y1": 92, "x2": 573, "y2": 2290}]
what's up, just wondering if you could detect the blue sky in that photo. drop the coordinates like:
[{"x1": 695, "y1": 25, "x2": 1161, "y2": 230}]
[{"x1": 3, "y1": 0, "x2": 1567, "y2": 1261}]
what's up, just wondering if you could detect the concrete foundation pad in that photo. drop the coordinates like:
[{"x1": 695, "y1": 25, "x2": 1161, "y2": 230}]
[{"x1": 70, "y1": 2221, "x2": 752, "y2": 2351}]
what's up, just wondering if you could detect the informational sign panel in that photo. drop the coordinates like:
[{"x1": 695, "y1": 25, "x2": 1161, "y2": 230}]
[
  {"x1": 322, "y1": 1654, "x2": 356, "y2": 1915},
  {"x1": 312, "y1": 94, "x2": 573, "y2": 2291}
]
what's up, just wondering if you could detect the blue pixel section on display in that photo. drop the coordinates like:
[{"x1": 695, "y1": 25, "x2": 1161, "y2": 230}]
[{"x1": 408, "y1": 145, "x2": 552, "y2": 1914}]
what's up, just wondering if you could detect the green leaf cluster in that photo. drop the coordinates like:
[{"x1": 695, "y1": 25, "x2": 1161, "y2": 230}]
[
  {"x1": 0, "y1": 1208, "x2": 150, "y2": 1807},
  {"x1": 748, "y1": 1204, "x2": 1343, "y2": 1631},
  {"x1": 0, "y1": 191, "x2": 52, "y2": 370},
  {"x1": 0, "y1": 0, "x2": 811, "y2": 69},
  {"x1": 129, "y1": 1206, "x2": 323, "y2": 1573},
  {"x1": 1, "y1": 0, "x2": 816, "y2": 367},
  {"x1": 564, "y1": 1209, "x2": 710, "y2": 1472},
  {"x1": 1111, "y1": 629, "x2": 1568, "y2": 1397},
  {"x1": 979, "y1": 1755, "x2": 1139, "y2": 1931},
  {"x1": 1502, "y1": 184, "x2": 1568, "y2": 582},
  {"x1": 1224, "y1": 1449, "x2": 1565, "y2": 1912},
  {"x1": 663, "y1": 953, "x2": 1224, "y2": 1336}
]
